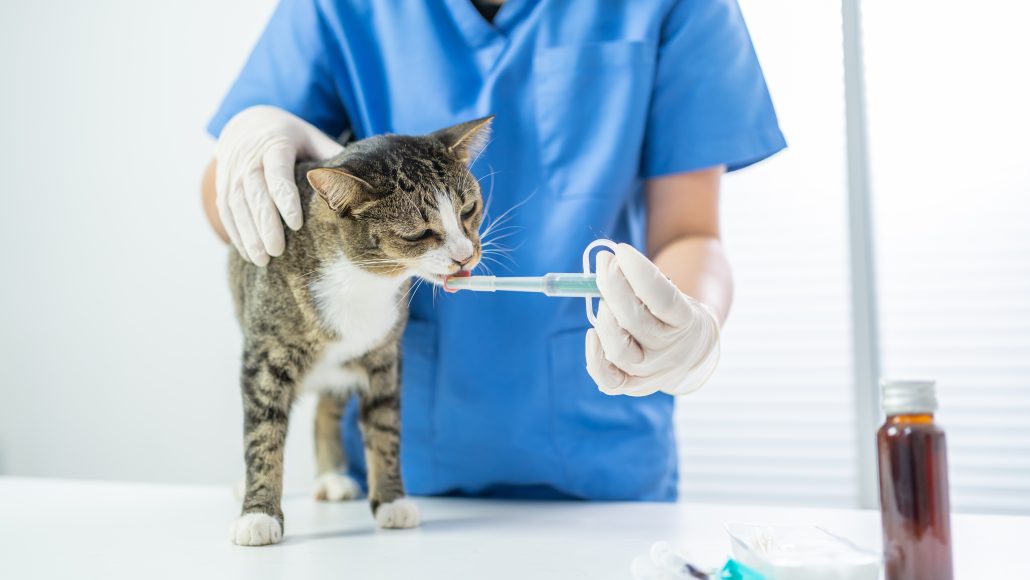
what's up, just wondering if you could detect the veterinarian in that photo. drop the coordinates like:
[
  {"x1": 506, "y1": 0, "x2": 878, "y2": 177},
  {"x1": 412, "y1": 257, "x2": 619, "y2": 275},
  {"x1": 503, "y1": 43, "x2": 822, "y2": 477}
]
[{"x1": 202, "y1": 0, "x2": 784, "y2": 501}]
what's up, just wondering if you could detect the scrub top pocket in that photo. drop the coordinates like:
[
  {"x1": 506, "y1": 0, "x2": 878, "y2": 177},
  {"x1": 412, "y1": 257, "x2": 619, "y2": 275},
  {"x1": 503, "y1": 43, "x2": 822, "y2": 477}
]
[
  {"x1": 548, "y1": 326, "x2": 677, "y2": 500},
  {"x1": 533, "y1": 41, "x2": 657, "y2": 200}
]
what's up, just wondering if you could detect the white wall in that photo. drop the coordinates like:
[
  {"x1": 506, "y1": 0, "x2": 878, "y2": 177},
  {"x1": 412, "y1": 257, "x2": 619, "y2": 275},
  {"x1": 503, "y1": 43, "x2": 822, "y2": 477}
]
[
  {"x1": 3, "y1": 1, "x2": 1027, "y2": 515},
  {"x1": 0, "y1": 0, "x2": 325, "y2": 489}
]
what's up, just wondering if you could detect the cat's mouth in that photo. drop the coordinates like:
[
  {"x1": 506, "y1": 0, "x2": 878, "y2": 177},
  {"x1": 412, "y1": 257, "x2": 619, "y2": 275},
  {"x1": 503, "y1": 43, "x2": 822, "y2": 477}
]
[
  {"x1": 415, "y1": 270, "x2": 471, "y2": 293},
  {"x1": 418, "y1": 271, "x2": 459, "y2": 286},
  {"x1": 416, "y1": 269, "x2": 472, "y2": 293},
  {"x1": 441, "y1": 270, "x2": 471, "y2": 293}
]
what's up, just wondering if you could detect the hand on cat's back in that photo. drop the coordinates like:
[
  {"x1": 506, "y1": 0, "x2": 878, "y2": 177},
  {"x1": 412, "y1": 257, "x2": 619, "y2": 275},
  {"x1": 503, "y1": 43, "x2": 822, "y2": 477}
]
[{"x1": 215, "y1": 105, "x2": 344, "y2": 267}]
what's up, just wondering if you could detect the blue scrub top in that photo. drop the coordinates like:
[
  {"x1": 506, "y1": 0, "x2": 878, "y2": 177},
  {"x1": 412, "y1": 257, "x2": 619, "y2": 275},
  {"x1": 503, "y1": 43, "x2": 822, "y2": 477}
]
[{"x1": 209, "y1": 0, "x2": 785, "y2": 501}]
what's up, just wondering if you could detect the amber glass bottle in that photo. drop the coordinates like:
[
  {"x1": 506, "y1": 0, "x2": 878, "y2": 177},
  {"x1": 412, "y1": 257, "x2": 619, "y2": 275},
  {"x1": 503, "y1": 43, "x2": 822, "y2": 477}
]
[{"x1": 876, "y1": 379, "x2": 953, "y2": 580}]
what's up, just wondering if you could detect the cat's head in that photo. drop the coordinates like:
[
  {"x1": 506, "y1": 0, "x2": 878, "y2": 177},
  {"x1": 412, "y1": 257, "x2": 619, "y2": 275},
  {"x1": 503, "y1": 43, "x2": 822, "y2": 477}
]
[{"x1": 306, "y1": 116, "x2": 493, "y2": 285}]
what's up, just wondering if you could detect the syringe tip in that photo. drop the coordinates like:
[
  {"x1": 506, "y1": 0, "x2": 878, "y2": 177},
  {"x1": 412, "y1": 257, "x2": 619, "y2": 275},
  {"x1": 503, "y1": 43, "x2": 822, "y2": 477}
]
[{"x1": 443, "y1": 270, "x2": 471, "y2": 293}]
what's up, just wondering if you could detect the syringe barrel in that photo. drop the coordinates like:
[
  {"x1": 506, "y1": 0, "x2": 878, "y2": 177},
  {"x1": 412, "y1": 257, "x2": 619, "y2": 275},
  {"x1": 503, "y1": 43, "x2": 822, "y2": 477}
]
[
  {"x1": 543, "y1": 273, "x2": 600, "y2": 297},
  {"x1": 445, "y1": 275, "x2": 497, "y2": 292}
]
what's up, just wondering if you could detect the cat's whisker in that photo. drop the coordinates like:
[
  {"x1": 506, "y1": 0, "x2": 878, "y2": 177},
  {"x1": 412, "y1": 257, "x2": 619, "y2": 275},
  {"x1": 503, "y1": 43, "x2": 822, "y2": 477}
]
[
  {"x1": 470, "y1": 164, "x2": 498, "y2": 219},
  {"x1": 479, "y1": 235, "x2": 518, "y2": 252},
  {"x1": 481, "y1": 188, "x2": 536, "y2": 236},
  {"x1": 479, "y1": 192, "x2": 534, "y2": 240},
  {"x1": 347, "y1": 259, "x2": 390, "y2": 265},
  {"x1": 480, "y1": 254, "x2": 508, "y2": 266},
  {"x1": 471, "y1": 170, "x2": 499, "y2": 188},
  {"x1": 347, "y1": 256, "x2": 409, "y2": 268},
  {"x1": 480, "y1": 222, "x2": 524, "y2": 239},
  {"x1": 394, "y1": 281, "x2": 414, "y2": 308},
  {"x1": 481, "y1": 185, "x2": 495, "y2": 221},
  {"x1": 480, "y1": 241, "x2": 516, "y2": 255},
  {"x1": 481, "y1": 245, "x2": 517, "y2": 259},
  {"x1": 407, "y1": 278, "x2": 426, "y2": 308},
  {"x1": 481, "y1": 227, "x2": 523, "y2": 243},
  {"x1": 480, "y1": 231, "x2": 523, "y2": 247},
  {"x1": 484, "y1": 164, "x2": 496, "y2": 202},
  {"x1": 475, "y1": 260, "x2": 494, "y2": 276},
  {"x1": 466, "y1": 136, "x2": 494, "y2": 171},
  {"x1": 479, "y1": 245, "x2": 511, "y2": 255},
  {"x1": 480, "y1": 255, "x2": 515, "y2": 273},
  {"x1": 430, "y1": 279, "x2": 441, "y2": 306},
  {"x1": 479, "y1": 218, "x2": 515, "y2": 242},
  {"x1": 396, "y1": 278, "x2": 422, "y2": 310},
  {"x1": 482, "y1": 249, "x2": 518, "y2": 267},
  {"x1": 481, "y1": 243, "x2": 519, "y2": 260}
]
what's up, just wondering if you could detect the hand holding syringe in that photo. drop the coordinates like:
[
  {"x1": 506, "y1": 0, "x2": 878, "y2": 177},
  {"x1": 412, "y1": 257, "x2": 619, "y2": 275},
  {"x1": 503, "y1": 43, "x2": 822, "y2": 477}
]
[{"x1": 444, "y1": 239, "x2": 722, "y2": 398}]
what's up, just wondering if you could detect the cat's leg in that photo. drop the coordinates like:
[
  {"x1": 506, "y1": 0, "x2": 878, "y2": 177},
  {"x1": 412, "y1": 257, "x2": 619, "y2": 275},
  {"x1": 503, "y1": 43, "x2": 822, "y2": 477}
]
[
  {"x1": 358, "y1": 343, "x2": 420, "y2": 529},
  {"x1": 312, "y1": 392, "x2": 361, "y2": 501},
  {"x1": 230, "y1": 340, "x2": 305, "y2": 546}
]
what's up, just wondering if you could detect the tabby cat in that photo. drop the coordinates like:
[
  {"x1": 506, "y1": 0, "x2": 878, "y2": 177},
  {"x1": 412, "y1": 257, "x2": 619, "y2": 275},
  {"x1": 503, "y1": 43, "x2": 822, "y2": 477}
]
[{"x1": 228, "y1": 116, "x2": 492, "y2": 546}]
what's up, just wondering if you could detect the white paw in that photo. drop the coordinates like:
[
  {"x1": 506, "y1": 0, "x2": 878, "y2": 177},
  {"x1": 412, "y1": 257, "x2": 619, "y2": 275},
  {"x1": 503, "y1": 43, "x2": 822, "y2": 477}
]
[
  {"x1": 230, "y1": 512, "x2": 282, "y2": 546},
  {"x1": 374, "y1": 498, "x2": 421, "y2": 529},
  {"x1": 313, "y1": 472, "x2": 362, "y2": 502}
]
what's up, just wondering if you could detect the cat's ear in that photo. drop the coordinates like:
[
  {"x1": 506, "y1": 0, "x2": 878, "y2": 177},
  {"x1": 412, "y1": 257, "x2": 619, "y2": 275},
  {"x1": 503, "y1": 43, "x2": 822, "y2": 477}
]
[
  {"x1": 306, "y1": 168, "x2": 372, "y2": 213},
  {"x1": 432, "y1": 115, "x2": 494, "y2": 164}
]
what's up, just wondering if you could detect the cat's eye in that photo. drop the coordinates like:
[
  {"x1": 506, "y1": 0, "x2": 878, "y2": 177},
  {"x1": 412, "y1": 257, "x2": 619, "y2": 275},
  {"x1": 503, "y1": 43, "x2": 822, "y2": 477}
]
[
  {"x1": 401, "y1": 229, "x2": 439, "y2": 243},
  {"x1": 461, "y1": 204, "x2": 476, "y2": 220}
]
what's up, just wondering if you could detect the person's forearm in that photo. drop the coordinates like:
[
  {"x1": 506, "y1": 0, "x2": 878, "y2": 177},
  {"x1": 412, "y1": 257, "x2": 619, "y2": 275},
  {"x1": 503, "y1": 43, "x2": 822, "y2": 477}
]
[
  {"x1": 651, "y1": 235, "x2": 733, "y2": 325},
  {"x1": 201, "y1": 157, "x2": 230, "y2": 243},
  {"x1": 644, "y1": 166, "x2": 733, "y2": 325}
]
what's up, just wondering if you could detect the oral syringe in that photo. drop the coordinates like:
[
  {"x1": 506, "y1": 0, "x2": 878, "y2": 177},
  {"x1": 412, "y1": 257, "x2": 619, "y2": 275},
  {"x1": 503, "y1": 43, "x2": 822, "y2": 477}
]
[
  {"x1": 446, "y1": 239, "x2": 616, "y2": 324},
  {"x1": 444, "y1": 273, "x2": 600, "y2": 297}
]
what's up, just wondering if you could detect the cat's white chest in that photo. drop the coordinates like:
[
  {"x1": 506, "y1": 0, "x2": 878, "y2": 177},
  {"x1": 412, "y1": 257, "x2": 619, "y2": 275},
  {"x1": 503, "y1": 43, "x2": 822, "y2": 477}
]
[{"x1": 301, "y1": 256, "x2": 407, "y2": 394}]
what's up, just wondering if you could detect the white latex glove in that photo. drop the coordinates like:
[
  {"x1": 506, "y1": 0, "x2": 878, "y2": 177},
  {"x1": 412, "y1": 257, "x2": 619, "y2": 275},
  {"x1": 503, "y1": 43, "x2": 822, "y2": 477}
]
[
  {"x1": 586, "y1": 243, "x2": 721, "y2": 397},
  {"x1": 215, "y1": 105, "x2": 344, "y2": 265}
]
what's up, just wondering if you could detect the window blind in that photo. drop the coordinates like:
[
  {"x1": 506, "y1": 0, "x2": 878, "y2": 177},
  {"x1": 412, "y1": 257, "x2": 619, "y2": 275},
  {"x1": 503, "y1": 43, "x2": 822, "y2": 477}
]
[
  {"x1": 677, "y1": 0, "x2": 1030, "y2": 516},
  {"x1": 675, "y1": 0, "x2": 860, "y2": 508},
  {"x1": 863, "y1": 0, "x2": 1030, "y2": 514}
]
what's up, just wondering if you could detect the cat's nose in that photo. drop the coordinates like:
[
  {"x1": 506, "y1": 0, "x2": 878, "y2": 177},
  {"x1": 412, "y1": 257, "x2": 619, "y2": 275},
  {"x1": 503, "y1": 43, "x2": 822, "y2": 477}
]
[{"x1": 450, "y1": 240, "x2": 474, "y2": 271}]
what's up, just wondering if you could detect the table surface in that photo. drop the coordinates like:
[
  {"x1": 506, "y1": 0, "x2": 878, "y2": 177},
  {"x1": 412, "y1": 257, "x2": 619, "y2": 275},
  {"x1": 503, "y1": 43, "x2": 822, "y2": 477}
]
[{"x1": 1, "y1": 477, "x2": 1026, "y2": 579}]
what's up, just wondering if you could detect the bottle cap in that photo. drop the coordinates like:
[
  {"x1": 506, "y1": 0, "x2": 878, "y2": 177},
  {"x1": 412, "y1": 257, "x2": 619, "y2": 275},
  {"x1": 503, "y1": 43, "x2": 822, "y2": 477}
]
[{"x1": 880, "y1": 378, "x2": 938, "y2": 415}]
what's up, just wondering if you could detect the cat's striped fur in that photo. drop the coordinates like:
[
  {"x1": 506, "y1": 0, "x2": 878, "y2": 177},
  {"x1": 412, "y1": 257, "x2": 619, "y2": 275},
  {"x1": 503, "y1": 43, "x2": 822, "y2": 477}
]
[{"x1": 227, "y1": 117, "x2": 491, "y2": 546}]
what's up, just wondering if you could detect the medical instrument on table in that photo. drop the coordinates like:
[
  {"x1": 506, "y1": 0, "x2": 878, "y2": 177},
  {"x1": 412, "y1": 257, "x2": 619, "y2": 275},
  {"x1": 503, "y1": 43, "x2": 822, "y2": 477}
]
[
  {"x1": 725, "y1": 523, "x2": 879, "y2": 580},
  {"x1": 877, "y1": 379, "x2": 953, "y2": 580},
  {"x1": 633, "y1": 522, "x2": 880, "y2": 580},
  {"x1": 631, "y1": 540, "x2": 763, "y2": 579}
]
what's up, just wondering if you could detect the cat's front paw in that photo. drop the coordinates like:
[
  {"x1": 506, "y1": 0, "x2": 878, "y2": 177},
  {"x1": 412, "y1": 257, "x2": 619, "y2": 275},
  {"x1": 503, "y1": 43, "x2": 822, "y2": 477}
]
[
  {"x1": 313, "y1": 472, "x2": 361, "y2": 502},
  {"x1": 374, "y1": 497, "x2": 421, "y2": 529},
  {"x1": 230, "y1": 512, "x2": 283, "y2": 546}
]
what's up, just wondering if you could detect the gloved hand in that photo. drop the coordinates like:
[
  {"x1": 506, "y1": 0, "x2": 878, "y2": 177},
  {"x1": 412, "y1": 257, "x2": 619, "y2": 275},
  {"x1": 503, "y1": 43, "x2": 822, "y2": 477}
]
[
  {"x1": 586, "y1": 243, "x2": 721, "y2": 397},
  {"x1": 215, "y1": 105, "x2": 343, "y2": 265}
]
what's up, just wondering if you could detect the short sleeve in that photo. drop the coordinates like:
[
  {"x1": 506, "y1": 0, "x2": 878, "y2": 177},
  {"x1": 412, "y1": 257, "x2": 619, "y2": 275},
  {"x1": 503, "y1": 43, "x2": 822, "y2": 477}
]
[
  {"x1": 206, "y1": 0, "x2": 349, "y2": 139},
  {"x1": 642, "y1": 0, "x2": 786, "y2": 177}
]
